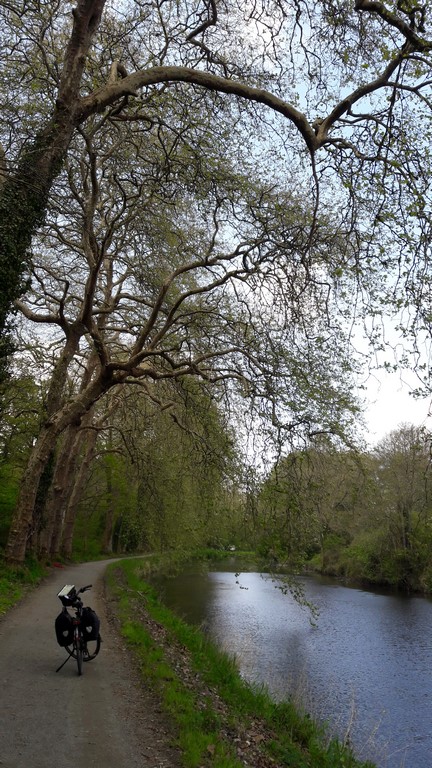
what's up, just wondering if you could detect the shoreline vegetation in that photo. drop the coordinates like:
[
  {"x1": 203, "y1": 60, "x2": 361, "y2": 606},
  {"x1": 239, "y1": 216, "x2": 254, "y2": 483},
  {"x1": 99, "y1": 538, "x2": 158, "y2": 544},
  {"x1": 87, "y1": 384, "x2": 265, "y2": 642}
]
[{"x1": 105, "y1": 553, "x2": 377, "y2": 768}]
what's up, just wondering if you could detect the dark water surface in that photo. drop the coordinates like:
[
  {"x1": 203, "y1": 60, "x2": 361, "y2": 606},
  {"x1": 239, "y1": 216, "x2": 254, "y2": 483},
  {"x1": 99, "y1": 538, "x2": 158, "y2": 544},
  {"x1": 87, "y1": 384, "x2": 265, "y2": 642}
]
[{"x1": 154, "y1": 562, "x2": 432, "y2": 768}]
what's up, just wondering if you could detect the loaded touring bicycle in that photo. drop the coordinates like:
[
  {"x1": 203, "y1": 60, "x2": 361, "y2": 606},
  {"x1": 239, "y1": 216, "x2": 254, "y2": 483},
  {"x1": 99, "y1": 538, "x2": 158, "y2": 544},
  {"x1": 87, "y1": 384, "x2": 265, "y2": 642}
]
[{"x1": 55, "y1": 584, "x2": 101, "y2": 675}]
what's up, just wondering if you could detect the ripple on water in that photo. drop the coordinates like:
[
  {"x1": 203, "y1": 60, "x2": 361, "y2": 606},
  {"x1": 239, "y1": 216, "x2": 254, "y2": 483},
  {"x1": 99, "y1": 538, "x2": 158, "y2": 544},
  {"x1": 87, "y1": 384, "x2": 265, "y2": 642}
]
[{"x1": 157, "y1": 568, "x2": 432, "y2": 768}]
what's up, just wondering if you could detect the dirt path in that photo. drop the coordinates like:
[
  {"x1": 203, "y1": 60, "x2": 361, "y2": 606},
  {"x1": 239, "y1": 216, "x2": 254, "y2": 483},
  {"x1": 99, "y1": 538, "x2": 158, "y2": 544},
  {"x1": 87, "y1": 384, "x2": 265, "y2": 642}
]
[{"x1": 0, "y1": 560, "x2": 181, "y2": 768}]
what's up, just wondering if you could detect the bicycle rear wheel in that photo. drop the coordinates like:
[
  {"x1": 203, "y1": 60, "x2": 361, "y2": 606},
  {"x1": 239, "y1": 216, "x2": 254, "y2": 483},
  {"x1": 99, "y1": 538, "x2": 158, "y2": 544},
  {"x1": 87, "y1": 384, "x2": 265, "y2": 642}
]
[
  {"x1": 83, "y1": 634, "x2": 101, "y2": 661},
  {"x1": 66, "y1": 633, "x2": 101, "y2": 661}
]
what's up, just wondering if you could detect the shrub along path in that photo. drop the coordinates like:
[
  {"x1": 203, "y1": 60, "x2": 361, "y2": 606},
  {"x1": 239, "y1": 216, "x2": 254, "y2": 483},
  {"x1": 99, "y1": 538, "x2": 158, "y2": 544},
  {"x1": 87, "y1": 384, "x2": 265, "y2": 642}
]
[{"x1": 0, "y1": 559, "x2": 181, "y2": 768}]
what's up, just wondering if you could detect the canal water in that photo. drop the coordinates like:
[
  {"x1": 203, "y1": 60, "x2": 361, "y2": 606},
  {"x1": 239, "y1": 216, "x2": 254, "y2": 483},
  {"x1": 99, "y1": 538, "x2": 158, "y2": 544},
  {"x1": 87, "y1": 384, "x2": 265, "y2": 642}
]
[{"x1": 154, "y1": 562, "x2": 432, "y2": 768}]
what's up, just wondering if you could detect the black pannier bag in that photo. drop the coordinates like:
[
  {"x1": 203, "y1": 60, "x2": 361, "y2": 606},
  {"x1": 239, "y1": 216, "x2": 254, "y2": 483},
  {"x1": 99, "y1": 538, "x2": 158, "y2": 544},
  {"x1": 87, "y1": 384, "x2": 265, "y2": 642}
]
[
  {"x1": 81, "y1": 607, "x2": 100, "y2": 641},
  {"x1": 55, "y1": 610, "x2": 74, "y2": 647}
]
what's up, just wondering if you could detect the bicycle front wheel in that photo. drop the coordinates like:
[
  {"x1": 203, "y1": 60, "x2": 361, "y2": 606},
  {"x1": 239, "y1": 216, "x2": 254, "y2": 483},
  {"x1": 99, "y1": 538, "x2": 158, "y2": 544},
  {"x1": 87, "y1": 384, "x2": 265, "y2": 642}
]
[{"x1": 74, "y1": 628, "x2": 83, "y2": 676}]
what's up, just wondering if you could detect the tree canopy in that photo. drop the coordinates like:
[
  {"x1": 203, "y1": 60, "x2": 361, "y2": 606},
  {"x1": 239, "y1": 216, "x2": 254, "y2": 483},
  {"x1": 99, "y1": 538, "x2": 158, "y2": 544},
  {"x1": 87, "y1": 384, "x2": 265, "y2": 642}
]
[
  {"x1": 2, "y1": 0, "x2": 432, "y2": 562},
  {"x1": 1, "y1": 0, "x2": 432, "y2": 328}
]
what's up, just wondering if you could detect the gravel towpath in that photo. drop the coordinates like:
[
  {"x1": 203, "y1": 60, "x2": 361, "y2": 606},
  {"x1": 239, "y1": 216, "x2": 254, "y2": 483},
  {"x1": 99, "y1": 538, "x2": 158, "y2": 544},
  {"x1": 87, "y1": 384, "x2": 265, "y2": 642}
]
[{"x1": 0, "y1": 559, "x2": 181, "y2": 768}]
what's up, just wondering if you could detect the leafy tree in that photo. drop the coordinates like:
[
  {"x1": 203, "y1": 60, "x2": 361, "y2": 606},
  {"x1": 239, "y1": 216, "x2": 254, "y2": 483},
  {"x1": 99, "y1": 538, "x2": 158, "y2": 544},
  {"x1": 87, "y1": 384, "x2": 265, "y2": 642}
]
[
  {"x1": 1, "y1": 0, "x2": 432, "y2": 350},
  {"x1": 4, "y1": 0, "x2": 432, "y2": 563},
  {"x1": 370, "y1": 424, "x2": 432, "y2": 585},
  {"x1": 259, "y1": 425, "x2": 432, "y2": 590},
  {"x1": 4, "y1": 90, "x2": 360, "y2": 563},
  {"x1": 258, "y1": 444, "x2": 370, "y2": 568},
  {"x1": 69, "y1": 379, "x2": 241, "y2": 555}
]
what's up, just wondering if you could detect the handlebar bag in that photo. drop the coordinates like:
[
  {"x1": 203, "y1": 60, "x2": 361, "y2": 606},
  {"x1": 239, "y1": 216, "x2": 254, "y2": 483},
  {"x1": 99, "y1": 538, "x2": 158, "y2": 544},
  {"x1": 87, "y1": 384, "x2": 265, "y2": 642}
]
[
  {"x1": 55, "y1": 610, "x2": 74, "y2": 646},
  {"x1": 81, "y1": 607, "x2": 100, "y2": 641}
]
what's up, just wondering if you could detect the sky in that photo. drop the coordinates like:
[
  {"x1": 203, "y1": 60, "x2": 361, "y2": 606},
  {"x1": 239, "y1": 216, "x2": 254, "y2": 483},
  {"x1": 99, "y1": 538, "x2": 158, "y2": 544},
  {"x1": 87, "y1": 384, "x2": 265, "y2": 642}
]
[{"x1": 362, "y1": 369, "x2": 432, "y2": 447}]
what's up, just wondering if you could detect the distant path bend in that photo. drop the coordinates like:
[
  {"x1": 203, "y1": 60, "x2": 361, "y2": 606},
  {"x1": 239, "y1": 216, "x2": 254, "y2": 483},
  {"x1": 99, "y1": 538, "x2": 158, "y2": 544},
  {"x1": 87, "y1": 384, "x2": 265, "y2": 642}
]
[{"x1": 0, "y1": 559, "x2": 180, "y2": 768}]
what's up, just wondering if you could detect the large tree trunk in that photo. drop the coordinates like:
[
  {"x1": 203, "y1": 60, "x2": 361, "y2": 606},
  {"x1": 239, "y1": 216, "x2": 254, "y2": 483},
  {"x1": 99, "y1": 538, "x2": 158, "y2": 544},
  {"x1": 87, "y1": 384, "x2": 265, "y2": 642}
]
[
  {"x1": 60, "y1": 398, "x2": 120, "y2": 557},
  {"x1": 38, "y1": 424, "x2": 82, "y2": 557},
  {"x1": 0, "y1": 1, "x2": 107, "y2": 338},
  {"x1": 48, "y1": 427, "x2": 92, "y2": 558},
  {"x1": 101, "y1": 444, "x2": 114, "y2": 554},
  {"x1": 4, "y1": 372, "x2": 112, "y2": 564},
  {"x1": 5, "y1": 425, "x2": 61, "y2": 564},
  {"x1": 30, "y1": 452, "x2": 56, "y2": 555},
  {"x1": 39, "y1": 359, "x2": 118, "y2": 558},
  {"x1": 48, "y1": 408, "x2": 102, "y2": 557},
  {"x1": 61, "y1": 427, "x2": 99, "y2": 559},
  {"x1": 7, "y1": 327, "x2": 86, "y2": 561}
]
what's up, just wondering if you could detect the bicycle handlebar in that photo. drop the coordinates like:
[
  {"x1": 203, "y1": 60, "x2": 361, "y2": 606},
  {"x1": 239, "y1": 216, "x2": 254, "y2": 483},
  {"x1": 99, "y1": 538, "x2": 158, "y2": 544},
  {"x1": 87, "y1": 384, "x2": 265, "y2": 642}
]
[{"x1": 58, "y1": 584, "x2": 93, "y2": 606}]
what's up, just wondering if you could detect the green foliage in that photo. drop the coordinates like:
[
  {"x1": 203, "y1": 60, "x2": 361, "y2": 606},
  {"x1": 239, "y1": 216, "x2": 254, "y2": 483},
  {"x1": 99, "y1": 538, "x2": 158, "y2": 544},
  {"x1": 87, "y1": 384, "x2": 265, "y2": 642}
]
[
  {"x1": 65, "y1": 379, "x2": 244, "y2": 559},
  {"x1": 0, "y1": 371, "x2": 45, "y2": 547},
  {"x1": 260, "y1": 426, "x2": 432, "y2": 594},
  {"x1": 0, "y1": 463, "x2": 20, "y2": 548},
  {"x1": 318, "y1": 532, "x2": 352, "y2": 575},
  {"x1": 256, "y1": 448, "x2": 366, "y2": 571},
  {"x1": 69, "y1": 533, "x2": 106, "y2": 562},
  {"x1": 73, "y1": 449, "x2": 137, "y2": 556},
  {"x1": 315, "y1": 524, "x2": 432, "y2": 592},
  {"x1": 0, "y1": 557, "x2": 48, "y2": 615},
  {"x1": 0, "y1": 373, "x2": 43, "y2": 465},
  {"x1": 336, "y1": 532, "x2": 384, "y2": 582}
]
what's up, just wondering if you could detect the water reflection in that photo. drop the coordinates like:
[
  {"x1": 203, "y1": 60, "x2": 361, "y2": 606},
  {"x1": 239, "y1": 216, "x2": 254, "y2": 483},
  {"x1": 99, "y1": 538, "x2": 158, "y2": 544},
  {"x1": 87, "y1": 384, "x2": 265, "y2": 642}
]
[{"x1": 155, "y1": 565, "x2": 432, "y2": 768}]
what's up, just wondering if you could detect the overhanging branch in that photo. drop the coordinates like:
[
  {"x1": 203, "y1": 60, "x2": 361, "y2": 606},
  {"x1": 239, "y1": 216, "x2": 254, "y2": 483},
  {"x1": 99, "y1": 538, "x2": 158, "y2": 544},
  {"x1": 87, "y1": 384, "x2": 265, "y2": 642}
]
[{"x1": 78, "y1": 66, "x2": 318, "y2": 154}]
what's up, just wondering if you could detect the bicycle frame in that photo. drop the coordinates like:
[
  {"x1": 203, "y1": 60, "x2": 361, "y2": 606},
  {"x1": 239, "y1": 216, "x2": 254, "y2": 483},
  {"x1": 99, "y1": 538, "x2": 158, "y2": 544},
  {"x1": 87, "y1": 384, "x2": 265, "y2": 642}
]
[{"x1": 72, "y1": 613, "x2": 84, "y2": 675}]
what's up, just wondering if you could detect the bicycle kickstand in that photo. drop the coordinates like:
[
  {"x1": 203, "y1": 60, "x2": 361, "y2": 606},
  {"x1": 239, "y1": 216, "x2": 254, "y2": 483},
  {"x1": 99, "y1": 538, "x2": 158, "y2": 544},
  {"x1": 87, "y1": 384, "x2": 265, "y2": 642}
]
[{"x1": 55, "y1": 653, "x2": 72, "y2": 673}]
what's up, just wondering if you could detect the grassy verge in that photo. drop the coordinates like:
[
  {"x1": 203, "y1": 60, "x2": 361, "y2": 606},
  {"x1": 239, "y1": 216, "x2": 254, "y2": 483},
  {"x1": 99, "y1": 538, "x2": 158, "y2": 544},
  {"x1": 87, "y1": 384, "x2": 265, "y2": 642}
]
[
  {"x1": 0, "y1": 546, "x2": 117, "y2": 616},
  {"x1": 106, "y1": 556, "x2": 376, "y2": 768},
  {"x1": 0, "y1": 557, "x2": 49, "y2": 616}
]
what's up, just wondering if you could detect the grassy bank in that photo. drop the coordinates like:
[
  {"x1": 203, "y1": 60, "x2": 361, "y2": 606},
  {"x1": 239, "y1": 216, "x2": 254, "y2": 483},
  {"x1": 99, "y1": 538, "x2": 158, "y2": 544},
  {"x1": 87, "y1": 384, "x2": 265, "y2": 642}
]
[
  {"x1": 0, "y1": 558, "x2": 49, "y2": 616},
  {"x1": 106, "y1": 555, "x2": 376, "y2": 768}
]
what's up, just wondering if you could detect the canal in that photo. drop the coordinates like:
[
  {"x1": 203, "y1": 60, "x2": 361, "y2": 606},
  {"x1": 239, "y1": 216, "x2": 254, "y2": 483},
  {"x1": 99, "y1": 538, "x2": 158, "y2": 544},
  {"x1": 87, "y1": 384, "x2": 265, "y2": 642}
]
[{"x1": 154, "y1": 561, "x2": 432, "y2": 768}]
